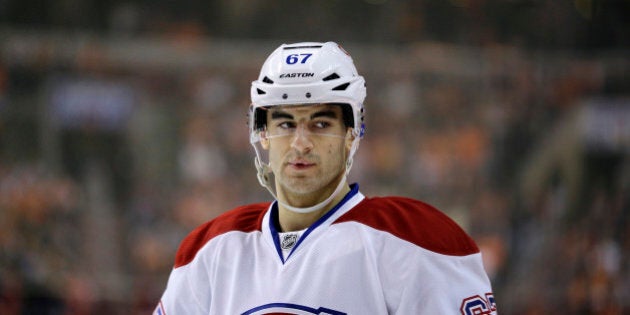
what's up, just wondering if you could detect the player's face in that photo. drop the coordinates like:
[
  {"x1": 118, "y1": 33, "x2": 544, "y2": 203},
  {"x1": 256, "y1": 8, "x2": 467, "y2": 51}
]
[{"x1": 261, "y1": 104, "x2": 352, "y2": 200}]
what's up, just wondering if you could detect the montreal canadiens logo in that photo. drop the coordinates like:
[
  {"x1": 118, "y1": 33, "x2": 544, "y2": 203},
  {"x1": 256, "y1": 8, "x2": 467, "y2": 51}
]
[{"x1": 242, "y1": 303, "x2": 346, "y2": 315}]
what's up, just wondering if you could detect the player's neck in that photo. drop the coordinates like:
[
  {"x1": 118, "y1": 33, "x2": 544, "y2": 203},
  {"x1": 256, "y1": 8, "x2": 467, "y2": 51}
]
[{"x1": 277, "y1": 183, "x2": 350, "y2": 232}]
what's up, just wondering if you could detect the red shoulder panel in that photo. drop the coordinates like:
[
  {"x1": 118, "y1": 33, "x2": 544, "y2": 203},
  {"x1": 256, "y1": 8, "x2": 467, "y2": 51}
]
[
  {"x1": 334, "y1": 197, "x2": 479, "y2": 256},
  {"x1": 174, "y1": 202, "x2": 270, "y2": 268}
]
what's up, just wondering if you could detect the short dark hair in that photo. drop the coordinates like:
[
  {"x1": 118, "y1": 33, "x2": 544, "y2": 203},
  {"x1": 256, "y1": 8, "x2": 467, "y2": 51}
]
[{"x1": 330, "y1": 103, "x2": 354, "y2": 128}]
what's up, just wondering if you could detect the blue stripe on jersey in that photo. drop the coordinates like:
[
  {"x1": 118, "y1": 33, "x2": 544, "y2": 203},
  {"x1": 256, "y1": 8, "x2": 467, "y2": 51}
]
[{"x1": 241, "y1": 302, "x2": 347, "y2": 315}]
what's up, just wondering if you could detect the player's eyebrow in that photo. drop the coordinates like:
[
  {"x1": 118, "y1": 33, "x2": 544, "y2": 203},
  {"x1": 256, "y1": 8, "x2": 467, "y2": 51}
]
[
  {"x1": 270, "y1": 110, "x2": 293, "y2": 120},
  {"x1": 310, "y1": 109, "x2": 338, "y2": 120},
  {"x1": 270, "y1": 108, "x2": 338, "y2": 120}
]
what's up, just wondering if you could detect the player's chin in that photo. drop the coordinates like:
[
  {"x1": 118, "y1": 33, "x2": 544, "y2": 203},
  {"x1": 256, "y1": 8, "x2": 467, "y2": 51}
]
[{"x1": 281, "y1": 176, "x2": 318, "y2": 192}]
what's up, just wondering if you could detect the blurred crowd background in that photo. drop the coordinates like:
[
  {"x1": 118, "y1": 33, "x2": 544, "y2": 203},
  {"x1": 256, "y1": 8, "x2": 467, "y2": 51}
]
[{"x1": 0, "y1": 0, "x2": 628, "y2": 314}]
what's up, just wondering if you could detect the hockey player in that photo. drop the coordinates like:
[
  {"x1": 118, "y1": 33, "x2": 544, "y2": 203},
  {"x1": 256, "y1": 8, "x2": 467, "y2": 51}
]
[{"x1": 155, "y1": 41, "x2": 497, "y2": 314}]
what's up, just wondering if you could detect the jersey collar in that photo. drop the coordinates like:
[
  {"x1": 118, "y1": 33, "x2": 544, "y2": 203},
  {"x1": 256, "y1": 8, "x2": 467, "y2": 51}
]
[{"x1": 265, "y1": 183, "x2": 362, "y2": 263}]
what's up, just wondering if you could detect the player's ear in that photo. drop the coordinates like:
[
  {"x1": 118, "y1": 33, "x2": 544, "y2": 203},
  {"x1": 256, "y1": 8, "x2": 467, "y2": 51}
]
[{"x1": 345, "y1": 128, "x2": 354, "y2": 151}]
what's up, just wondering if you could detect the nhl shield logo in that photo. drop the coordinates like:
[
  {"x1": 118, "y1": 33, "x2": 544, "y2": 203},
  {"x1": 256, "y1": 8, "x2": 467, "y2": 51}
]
[{"x1": 281, "y1": 234, "x2": 298, "y2": 250}]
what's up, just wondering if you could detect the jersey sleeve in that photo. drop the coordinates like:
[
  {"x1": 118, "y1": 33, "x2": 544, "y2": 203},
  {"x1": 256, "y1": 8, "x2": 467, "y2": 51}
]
[
  {"x1": 156, "y1": 263, "x2": 209, "y2": 315},
  {"x1": 388, "y1": 249, "x2": 496, "y2": 314},
  {"x1": 336, "y1": 196, "x2": 497, "y2": 314},
  {"x1": 154, "y1": 203, "x2": 267, "y2": 315}
]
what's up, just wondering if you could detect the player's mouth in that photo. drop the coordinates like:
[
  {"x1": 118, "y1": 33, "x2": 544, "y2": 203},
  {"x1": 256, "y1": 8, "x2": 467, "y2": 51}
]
[{"x1": 287, "y1": 160, "x2": 315, "y2": 170}]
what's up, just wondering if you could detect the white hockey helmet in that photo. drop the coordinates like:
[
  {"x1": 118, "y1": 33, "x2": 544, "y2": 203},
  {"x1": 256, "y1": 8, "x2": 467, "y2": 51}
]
[
  {"x1": 250, "y1": 41, "x2": 366, "y2": 143},
  {"x1": 249, "y1": 41, "x2": 366, "y2": 213}
]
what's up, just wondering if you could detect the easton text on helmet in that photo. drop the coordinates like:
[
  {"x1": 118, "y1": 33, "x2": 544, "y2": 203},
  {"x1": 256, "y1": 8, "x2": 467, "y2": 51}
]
[{"x1": 279, "y1": 72, "x2": 315, "y2": 79}]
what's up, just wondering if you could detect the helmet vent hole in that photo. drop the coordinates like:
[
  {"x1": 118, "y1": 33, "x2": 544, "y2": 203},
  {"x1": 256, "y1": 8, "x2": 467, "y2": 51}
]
[
  {"x1": 284, "y1": 45, "x2": 323, "y2": 50},
  {"x1": 322, "y1": 73, "x2": 340, "y2": 81},
  {"x1": 262, "y1": 76, "x2": 274, "y2": 84},
  {"x1": 332, "y1": 83, "x2": 350, "y2": 91},
  {"x1": 256, "y1": 88, "x2": 266, "y2": 95},
  {"x1": 282, "y1": 93, "x2": 288, "y2": 99},
  {"x1": 305, "y1": 92, "x2": 311, "y2": 98}
]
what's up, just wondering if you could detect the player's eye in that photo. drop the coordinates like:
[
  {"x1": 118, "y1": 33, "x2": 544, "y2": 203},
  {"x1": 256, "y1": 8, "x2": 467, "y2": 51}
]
[
  {"x1": 312, "y1": 121, "x2": 332, "y2": 129},
  {"x1": 277, "y1": 121, "x2": 296, "y2": 130}
]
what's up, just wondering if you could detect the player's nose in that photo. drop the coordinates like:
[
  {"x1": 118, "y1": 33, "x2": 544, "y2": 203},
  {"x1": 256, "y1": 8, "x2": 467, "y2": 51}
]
[{"x1": 290, "y1": 125, "x2": 314, "y2": 153}]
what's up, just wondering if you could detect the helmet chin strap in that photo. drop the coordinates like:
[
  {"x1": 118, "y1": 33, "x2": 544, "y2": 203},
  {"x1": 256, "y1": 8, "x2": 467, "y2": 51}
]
[{"x1": 278, "y1": 174, "x2": 348, "y2": 214}]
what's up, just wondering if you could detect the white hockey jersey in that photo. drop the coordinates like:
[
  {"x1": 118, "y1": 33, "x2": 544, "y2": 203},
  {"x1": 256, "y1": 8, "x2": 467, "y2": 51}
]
[{"x1": 156, "y1": 185, "x2": 497, "y2": 314}]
